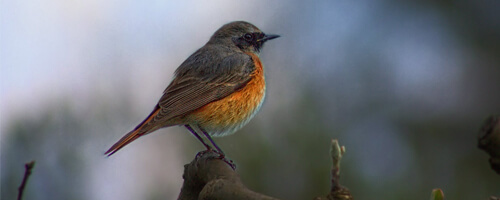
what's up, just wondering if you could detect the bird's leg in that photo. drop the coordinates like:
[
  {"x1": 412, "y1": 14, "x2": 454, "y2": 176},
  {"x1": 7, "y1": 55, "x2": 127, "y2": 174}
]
[
  {"x1": 199, "y1": 127, "x2": 236, "y2": 169},
  {"x1": 187, "y1": 125, "x2": 235, "y2": 169},
  {"x1": 185, "y1": 124, "x2": 212, "y2": 153},
  {"x1": 198, "y1": 126, "x2": 225, "y2": 156}
]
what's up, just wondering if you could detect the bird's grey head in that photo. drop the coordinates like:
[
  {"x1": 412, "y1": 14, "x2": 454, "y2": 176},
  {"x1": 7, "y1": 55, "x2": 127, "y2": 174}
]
[{"x1": 208, "y1": 21, "x2": 280, "y2": 53}]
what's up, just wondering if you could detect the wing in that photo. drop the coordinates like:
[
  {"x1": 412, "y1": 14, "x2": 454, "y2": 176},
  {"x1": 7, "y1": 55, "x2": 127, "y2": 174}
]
[{"x1": 155, "y1": 49, "x2": 256, "y2": 124}]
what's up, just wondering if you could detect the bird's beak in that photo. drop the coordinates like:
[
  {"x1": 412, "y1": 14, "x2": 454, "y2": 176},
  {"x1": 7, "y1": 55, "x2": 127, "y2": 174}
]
[{"x1": 259, "y1": 34, "x2": 280, "y2": 42}]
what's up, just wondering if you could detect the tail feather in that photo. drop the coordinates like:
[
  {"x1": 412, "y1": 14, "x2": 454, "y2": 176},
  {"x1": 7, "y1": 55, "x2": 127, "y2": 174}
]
[
  {"x1": 105, "y1": 105, "x2": 161, "y2": 156},
  {"x1": 105, "y1": 129, "x2": 143, "y2": 156}
]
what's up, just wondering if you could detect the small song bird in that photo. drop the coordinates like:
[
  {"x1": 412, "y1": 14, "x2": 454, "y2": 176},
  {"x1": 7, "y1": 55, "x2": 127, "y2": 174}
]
[{"x1": 105, "y1": 21, "x2": 279, "y2": 157}]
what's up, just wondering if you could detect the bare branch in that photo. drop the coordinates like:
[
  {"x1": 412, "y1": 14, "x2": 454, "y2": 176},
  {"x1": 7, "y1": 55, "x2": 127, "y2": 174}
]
[
  {"x1": 17, "y1": 160, "x2": 36, "y2": 200},
  {"x1": 330, "y1": 139, "x2": 345, "y2": 191},
  {"x1": 314, "y1": 139, "x2": 353, "y2": 200}
]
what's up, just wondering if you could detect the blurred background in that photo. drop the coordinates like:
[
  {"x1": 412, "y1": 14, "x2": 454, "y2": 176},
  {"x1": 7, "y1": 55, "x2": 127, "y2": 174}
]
[{"x1": 2, "y1": 0, "x2": 499, "y2": 199}]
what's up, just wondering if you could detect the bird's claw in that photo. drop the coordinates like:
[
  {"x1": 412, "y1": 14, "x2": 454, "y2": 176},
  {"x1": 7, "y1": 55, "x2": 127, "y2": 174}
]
[{"x1": 195, "y1": 149, "x2": 236, "y2": 170}]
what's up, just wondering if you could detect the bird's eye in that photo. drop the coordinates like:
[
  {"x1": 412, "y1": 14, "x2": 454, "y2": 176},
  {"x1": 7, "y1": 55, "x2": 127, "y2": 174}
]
[{"x1": 244, "y1": 33, "x2": 253, "y2": 41}]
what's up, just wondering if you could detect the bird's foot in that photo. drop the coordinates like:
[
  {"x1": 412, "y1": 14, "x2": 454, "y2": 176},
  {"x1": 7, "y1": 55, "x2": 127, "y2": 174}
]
[
  {"x1": 221, "y1": 157, "x2": 236, "y2": 170},
  {"x1": 213, "y1": 150, "x2": 236, "y2": 170},
  {"x1": 195, "y1": 149, "x2": 236, "y2": 170}
]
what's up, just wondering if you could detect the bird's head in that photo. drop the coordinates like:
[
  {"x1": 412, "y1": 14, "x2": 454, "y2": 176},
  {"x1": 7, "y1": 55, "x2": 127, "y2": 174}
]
[{"x1": 209, "y1": 21, "x2": 280, "y2": 54}]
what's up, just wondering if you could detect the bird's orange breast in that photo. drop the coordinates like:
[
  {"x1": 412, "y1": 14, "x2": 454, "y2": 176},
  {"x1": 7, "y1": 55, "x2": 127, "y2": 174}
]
[{"x1": 189, "y1": 53, "x2": 265, "y2": 136}]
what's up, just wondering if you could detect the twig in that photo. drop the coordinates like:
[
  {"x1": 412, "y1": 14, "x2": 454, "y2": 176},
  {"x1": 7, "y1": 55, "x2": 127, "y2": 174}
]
[
  {"x1": 314, "y1": 139, "x2": 353, "y2": 200},
  {"x1": 330, "y1": 139, "x2": 345, "y2": 191},
  {"x1": 329, "y1": 139, "x2": 353, "y2": 200},
  {"x1": 17, "y1": 160, "x2": 36, "y2": 200}
]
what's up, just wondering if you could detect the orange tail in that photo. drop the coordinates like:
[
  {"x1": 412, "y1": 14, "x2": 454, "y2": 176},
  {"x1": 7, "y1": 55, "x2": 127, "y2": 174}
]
[{"x1": 105, "y1": 105, "x2": 161, "y2": 156}]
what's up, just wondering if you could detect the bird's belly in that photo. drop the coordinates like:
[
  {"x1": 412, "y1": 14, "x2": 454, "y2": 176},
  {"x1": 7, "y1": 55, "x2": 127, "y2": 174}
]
[{"x1": 189, "y1": 62, "x2": 265, "y2": 136}]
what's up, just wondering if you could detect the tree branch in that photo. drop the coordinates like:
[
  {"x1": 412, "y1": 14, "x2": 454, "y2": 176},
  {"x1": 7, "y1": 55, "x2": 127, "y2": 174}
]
[
  {"x1": 177, "y1": 151, "x2": 279, "y2": 200},
  {"x1": 17, "y1": 160, "x2": 36, "y2": 200}
]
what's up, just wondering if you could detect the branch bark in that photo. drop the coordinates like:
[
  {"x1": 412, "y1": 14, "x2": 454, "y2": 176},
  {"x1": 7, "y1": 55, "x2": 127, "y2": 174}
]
[{"x1": 177, "y1": 151, "x2": 279, "y2": 200}]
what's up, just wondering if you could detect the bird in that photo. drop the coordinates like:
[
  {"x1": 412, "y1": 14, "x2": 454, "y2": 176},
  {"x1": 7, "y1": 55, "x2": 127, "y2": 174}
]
[{"x1": 105, "y1": 21, "x2": 279, "y2": 157}]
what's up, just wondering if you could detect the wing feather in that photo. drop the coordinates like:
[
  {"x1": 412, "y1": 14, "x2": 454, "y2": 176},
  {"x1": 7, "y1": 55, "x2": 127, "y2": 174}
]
[{"x1": 157, "y1": 55, "x2": 254, "y2": 122}]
